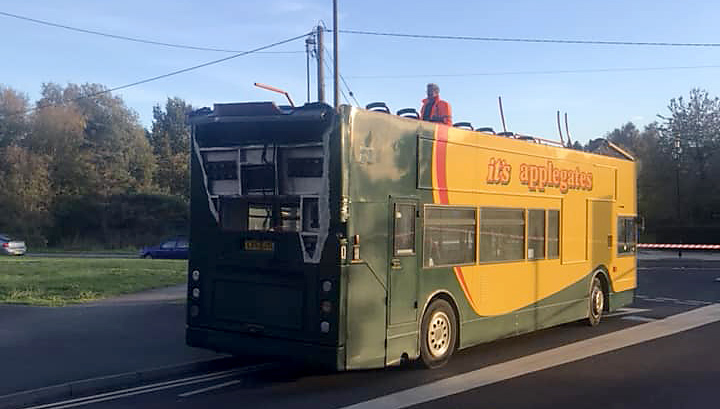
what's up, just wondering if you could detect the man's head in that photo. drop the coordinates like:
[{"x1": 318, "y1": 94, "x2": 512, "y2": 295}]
[{"x1": 426, "y1": 83, "x2": 439, "y2": 99}]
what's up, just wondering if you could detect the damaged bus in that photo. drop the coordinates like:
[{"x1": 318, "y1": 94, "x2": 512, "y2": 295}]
[{"x1": 185, "y1": 101, "x2": 637, "y2": 370}]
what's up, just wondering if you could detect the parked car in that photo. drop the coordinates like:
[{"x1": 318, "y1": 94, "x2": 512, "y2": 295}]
[
  {"x1": 139, "y1": 237, "x2": 188, "y2": 259},
  {"x1": 0, "y1": 234, "x2": 27, "y2": 256}
]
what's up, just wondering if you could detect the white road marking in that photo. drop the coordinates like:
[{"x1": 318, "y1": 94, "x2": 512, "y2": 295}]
[
  {"x1": 675, "y1": 300, "x2": 712, "y2": 306},
  {"x1": 178, "y1": 379, "x2": 244, "y2": 397},
  {"x1": 21, "y1": 372, "x2": 239, "y2": 409},
  {"x1": 339, "y1": 304, "x2": 720, "y2": 409},
  {"x1": 605, "y1": 308, "x2": 651, "y2": 318},
  {"x1": 22, "y1": 363, "x2": 276, "y2": 409},
  {"x1": 621, "y1": 315, "x2": 657, "y2": 322}
]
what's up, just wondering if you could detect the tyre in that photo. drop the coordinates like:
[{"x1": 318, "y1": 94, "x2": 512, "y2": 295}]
[
  {"x1": 586, "y1": 276, "x2": 604, "y2": 326},
  {"x1": 143, "y1": 254, "x2": 153, "y2": 259},
  {"x1": 419, "y1": 299, "x2": 457, "y2": 369}
]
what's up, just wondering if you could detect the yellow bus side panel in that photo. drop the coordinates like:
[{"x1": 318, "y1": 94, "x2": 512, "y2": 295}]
[{"x1": 431, "y1": 126, "x2": 636, "y2": 317}]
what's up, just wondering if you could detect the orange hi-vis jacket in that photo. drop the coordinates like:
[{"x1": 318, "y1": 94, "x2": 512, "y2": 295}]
[{"x1": 421, "y1": 97, "x2": 452, "y2": 125}]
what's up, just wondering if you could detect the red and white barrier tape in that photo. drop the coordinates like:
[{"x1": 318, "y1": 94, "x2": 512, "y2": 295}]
[{"x1": 638, "y1": 243, "x2": 720, "y2": 250}]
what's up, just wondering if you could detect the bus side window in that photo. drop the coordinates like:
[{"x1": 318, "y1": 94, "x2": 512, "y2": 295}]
[
  {"x1": 528, "y1": 209, "x2": 546, "y2": 260},
  {"x1": 394, "y1": 204, "x2": 416, "y2": 256},
  {"x1": 479, "y1": 207, "x2": 525, "y2": 263},
  {"x1": 423, "y1": 206, "x2": 476, "y2": 267},
  {"x1": 548, "y1": 210, "x2": 560, "y2": 259}
]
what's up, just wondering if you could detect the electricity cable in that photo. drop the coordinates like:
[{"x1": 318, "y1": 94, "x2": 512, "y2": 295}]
[
  {"x1": 321, "y1": 53, "x2": 351, "y2": 105},
  {"x1": 5, "y1": 32, "x2": 312, "y2": 117},
  {"x1": 324, "y1": 48, "x2": 360, "y2": 106},
  {"x1": 344, "y1": 64, "x2": 720, "y2": 79},
  {"x1": 337, "y1": 28, "x2": 720, "y2": 48},
  {"x1": 0, "y1": 10, "x2": 303, "y2": 54}
]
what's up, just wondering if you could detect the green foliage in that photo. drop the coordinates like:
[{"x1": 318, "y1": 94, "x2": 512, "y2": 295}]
[
  {"x1": 0, "y1": 86, "x2": 30, "y2": 147},
  {"x1": 605, "y1": 88, "x2": 720, "y2": 243},
  {"x1": 0, "y1": 83, "x2": 190, "y2": 248},
  {"x1": 149, "y1": 97, "x2": 192, "y2": 199},
  {"x1": 657, "y1": 88, "x2": 720, "y2": 225},
  {"x1": 0, "y1": 145, "x2": 53, "y2": 244},
  {"x1": 50, "y1": 193, "x2": 188, "y2": 248}
]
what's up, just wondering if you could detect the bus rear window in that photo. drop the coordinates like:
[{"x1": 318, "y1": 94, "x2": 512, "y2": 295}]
[
  {"x1": 287, "y1": 157, "x2": 323, "y2": 177},
  {"x1": 242, "y1": 165, "x2": 275, "y2": 194},
  {"x1": 219, "y1": 197, "x2": 318, "y2": 233}
]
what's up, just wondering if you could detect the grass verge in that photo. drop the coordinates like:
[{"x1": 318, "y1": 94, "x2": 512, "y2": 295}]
[{"x1": 0, "y1": 257, "x2": 186, "y2": 306}]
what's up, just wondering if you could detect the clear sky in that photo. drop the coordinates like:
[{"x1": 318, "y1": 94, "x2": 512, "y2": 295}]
[{"x1": 2, "y1": 0, "x2": 719, "y2": 143}]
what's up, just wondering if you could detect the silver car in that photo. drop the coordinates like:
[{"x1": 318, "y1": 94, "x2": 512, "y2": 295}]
[{"x1": 0, "y1": 234, "x2": 26, "y2": 256}]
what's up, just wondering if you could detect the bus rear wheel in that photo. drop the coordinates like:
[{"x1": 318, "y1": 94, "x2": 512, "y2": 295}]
[
  {"x1": 586, "y1": 276, "x2": 604, "y2": 327},
  {"x1": 419, "y1": 299, "x2": 457, "y2": 369}
]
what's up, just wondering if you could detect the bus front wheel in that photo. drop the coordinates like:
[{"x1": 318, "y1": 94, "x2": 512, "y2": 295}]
[
  {"x1": 586, "y1": 277, "x2": 604, "y2": 326},
  {"x1": 419, "y1": 299, "x2": 457, "y2": 369}
]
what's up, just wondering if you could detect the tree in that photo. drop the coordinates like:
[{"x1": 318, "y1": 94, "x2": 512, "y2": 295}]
[
  {"x1": 0, "y1": 86, "x2": 30, "y2": 147},
  {"x1": 29, "y1": 104, "x2": 93, "y2": 196},
  {"x1": 149, "y1": 97, "x2": 193, "y2": 199},
  {"x1": 35, "y1": 83, "x2": 157, "y2": 196},
  {"x1": 0, "y1": 145, "x2": 52, "y2": 244},
  {"x1": 658, "y1": 89, "x2": 720, "y2": 223},
  {"x1": 606, "y1": 122, "x2": 640, "y2": 154},
  {"x1": 658, "y1": 88, "x2": 720, "y2": 177}
]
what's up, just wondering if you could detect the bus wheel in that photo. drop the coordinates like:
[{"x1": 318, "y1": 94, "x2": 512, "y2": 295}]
[
  {"x1": 419, "y1": 299, "x2": 457, "y2": 369},
  {"x1": 586, "y1": 277, "x2": 604, "y2": 327}
]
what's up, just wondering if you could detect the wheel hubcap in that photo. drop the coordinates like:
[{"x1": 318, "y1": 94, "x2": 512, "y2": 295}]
[
  {"x1": 427, "y1": 311, "x2": 451, "y2": 357},
  {"x1": 592, "y1": 287, "x2": 604, "y2": 317}
]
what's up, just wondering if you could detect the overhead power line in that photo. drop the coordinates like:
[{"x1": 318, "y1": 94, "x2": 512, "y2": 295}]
[
  {"x1": 8, "y1": 32, "x2": 311, "y2": 117},
  {"x1": 338, "y1": 28, "x2": 720, "y2": 48},
  {"x1": 0, "y1": 10, "x2": 303, "y2": 54},
  {"x1": 344, "y1": 64, "x2": 720, "y2": 79},
  {"x1": 320, "y1": 52, "x2": 350, "y2": 105},
  {"x1": 324, "y1": 48, "x2": 360, "y2": 106}
]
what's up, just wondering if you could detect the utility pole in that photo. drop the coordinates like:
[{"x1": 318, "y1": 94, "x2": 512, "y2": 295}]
[
  {"x1": 673, "y1": 137, "x2": 682, "y2": 221},
  {"x1": 333, "y1": 0, "x2": 340, "y2": 108},
  {"x1": 316, "y1": 25, "x2": 325, "y2": 103},
  {"x1": 305, "y1": 34, "x2": 315, "y2": 103}
]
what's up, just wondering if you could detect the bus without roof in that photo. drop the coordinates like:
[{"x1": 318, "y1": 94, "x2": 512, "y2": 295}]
[{"x1": 185, "y1": 101, "x2": 637, "y2": 370}]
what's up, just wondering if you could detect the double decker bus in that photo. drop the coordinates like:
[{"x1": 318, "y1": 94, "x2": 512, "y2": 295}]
[{"x1": 185, "y1": 101, "x2": 637, "y2": 370}]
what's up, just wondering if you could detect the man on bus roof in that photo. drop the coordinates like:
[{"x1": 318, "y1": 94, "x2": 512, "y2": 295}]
[{"x1": 421, "y1": 83, "x2": 452, "y2": 125}]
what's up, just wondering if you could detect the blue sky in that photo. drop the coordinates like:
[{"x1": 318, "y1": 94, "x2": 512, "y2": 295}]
[{"x1": 1, "y1": 0, "x2": 719, "y2": 143}]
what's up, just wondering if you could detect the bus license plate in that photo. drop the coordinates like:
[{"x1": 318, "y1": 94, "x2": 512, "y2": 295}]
[{"x1": 245, "y1": 240, "x2": 274, "y2": 252}]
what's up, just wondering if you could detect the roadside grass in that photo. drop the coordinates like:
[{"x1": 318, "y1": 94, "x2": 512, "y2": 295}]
[
  {"x1": 35, "y1": 248, "x2": 138, "y2": 255},
  {"x1": 0, "y1": 257, "x2": 187, "y2": 306}
]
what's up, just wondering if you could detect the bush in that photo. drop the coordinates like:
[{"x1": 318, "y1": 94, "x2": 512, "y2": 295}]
[{"x1": 48, "y1": 193, "x2": 188, "y2": 249}]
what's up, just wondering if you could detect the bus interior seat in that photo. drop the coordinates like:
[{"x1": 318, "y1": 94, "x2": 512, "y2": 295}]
[
  {"x1": 517, "y1": 135, "x2": 537, "y2": 143},
  {"x1": 366, "y1": 102, "x2": 391, "y2": 113},
  {"x1": 475, "y1": 127, "x2": 495, "y2": 134},
  {"x1": 453, "y1": 122, "x2": 474, "y2": 130},
  {"x1": 396, "y1": 108, "x2": 420, "y2": 119}
]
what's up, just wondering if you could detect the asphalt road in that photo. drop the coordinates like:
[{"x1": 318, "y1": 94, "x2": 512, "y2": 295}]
[
  {"x1": 10, "y1": 258, "x2": 720, "y2": 409},
  {"x1": 0, "y1": 299, "x2": 220, "y2": 396}
]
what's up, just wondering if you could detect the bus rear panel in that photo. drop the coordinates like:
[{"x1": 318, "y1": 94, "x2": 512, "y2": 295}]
[{"x1": 185, "y1": 102, "x2": 346, "y2": 369}]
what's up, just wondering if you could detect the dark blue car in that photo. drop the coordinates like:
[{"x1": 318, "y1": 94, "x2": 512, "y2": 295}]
[{"x1": 139, "y1": 237, "x2": 188, "y2": 259}]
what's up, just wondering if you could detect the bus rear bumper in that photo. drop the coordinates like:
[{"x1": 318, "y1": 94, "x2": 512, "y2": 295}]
[{"x1": 186, "y1": 326, "x2": 345, "y2": 371}]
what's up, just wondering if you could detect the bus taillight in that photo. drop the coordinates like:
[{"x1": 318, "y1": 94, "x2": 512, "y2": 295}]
[{"x1": 352, "y1": 234, "x2": 360, "y2": 261}]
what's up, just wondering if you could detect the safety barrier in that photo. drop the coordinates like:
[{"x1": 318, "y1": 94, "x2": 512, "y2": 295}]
[{"x1": 637, "y1": 244, "x2": 720, "y2": 250}]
